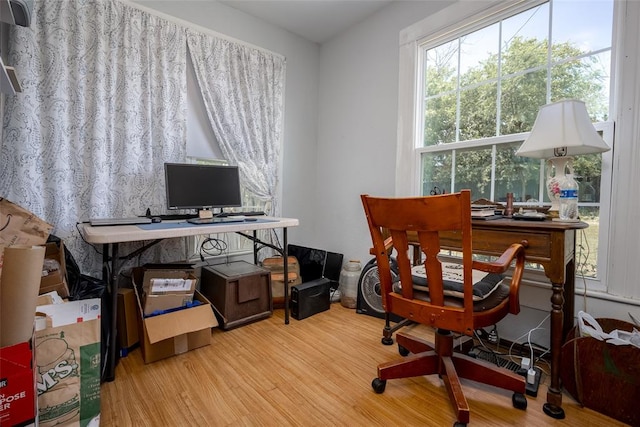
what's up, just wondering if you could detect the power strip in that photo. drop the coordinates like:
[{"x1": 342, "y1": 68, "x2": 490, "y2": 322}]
[
  {"x1": 469, "y1": 347, "x2": 542, "y2": 397},
  {"x1": 517, "y1": 367, "x2": 542, "y2": 397}
]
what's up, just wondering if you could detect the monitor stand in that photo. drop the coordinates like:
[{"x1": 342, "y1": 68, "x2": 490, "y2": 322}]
[{"x1": 198, "y1": 209, "x2": 214, "y2": 220}]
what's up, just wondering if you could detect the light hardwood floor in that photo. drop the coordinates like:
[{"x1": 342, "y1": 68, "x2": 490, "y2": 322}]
[{"x1": 101, "y1": 304, "x2": 624, "y2": 426}]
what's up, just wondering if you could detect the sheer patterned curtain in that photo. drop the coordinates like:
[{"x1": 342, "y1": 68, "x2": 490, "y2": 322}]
[
  {"x1": 0, "y1": 0, "x2": 188, "y2": 276},
  {"x1": 186, "y1": 30, "x2": 285, "y2": 251}
]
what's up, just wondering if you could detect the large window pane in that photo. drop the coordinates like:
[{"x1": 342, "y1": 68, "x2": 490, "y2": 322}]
[
  {"x1": 550, "y1": 52, "x2": 610, "y2": 120},
  {"x1": 573, "y1": 153, "x2": 604, "y2": 203},
  {"x1": 578, "y1": 206, "x2": 600, "y2": 278},
  {"x1": 421, "y1": 151, "x2": 452, "y2": 195},
  {"x1": 424, "y1": 40, "x2": 458, "y2": 97},
  {"x1": 459, "y1": 23, "x2": 499, "y2": 87},
  {"x1": 500, "y1": 70, "x2": 547, "y2": 135},
  {"x1": 495, "y1": 142, "x2": 541, "y2": 203},
  {"x1": 459, "y1": 83, "x2": 497, "y2": 140},
  {"x1": 424, "y1": 93, "x2": 457, "y2": 145},
  {"x1": 552, "y1": 1, "x2": 613, "y2": 58},
  {"x1": 501, "y1": 3, "x2": 549, "y2": 72},
  {"x1": 454, "y1": 147, "x2": 492, "y2": 199}
]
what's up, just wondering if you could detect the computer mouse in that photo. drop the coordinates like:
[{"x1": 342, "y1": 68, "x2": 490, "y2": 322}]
[{"x1": 151, "y1": 217, "x2": 162, "y2": 223}]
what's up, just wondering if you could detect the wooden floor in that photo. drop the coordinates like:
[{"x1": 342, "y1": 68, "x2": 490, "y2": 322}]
[{"x1": 101, "y1": 304, "x2": 624, "y2": 426}]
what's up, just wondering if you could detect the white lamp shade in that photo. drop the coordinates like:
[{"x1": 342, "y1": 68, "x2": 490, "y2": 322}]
[{"x1": 516, "y1": 99, "x2": 610, "y2": 159}]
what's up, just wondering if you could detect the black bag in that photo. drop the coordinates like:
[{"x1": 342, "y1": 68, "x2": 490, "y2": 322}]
[{"x1": 47, "y1": 235, "x2": 112, "y2": 382}]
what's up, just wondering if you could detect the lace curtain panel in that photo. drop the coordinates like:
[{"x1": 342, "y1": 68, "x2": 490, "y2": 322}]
[
  {"x1": 186, "y1": 30, "x2": 285, "y2": 252},
  {"x1": 0, "y1": 0, "x2": 285, "y2": 277}
]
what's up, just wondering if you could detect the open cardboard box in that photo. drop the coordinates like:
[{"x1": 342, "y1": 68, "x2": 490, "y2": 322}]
[
  {"x1": 39, "y1": 241, "x2": 69, "y2": 298},
  {"x1": 132, "y1": 268, "x2": 217, "y2": 364},
  {"x1": 117, "y1": 288, "x2": 140, "y2": 354},
  {"x1": 140, "y1": 267, "x2": 198, "y2": 316}
]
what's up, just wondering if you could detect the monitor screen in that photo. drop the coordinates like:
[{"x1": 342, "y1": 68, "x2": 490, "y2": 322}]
[{"x1": 164, "y1": 163, "x2": 242, "y2": 210}]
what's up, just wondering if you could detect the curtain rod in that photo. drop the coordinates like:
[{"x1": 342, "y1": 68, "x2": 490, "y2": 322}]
[{"x1": 121, "y1": 0, "x2": 286, "y2": 61}]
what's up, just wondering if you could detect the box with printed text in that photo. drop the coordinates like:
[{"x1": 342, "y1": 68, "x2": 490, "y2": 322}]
[{"x1": 0, "y1": 336, "x2": 37, "y2": 427}]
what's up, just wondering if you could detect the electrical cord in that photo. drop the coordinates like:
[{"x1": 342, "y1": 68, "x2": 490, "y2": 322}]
[
  {"x1": 576, "y1": 228, "x2": 591, "y2": 312},
  {"x1": 507, "y1": 314, "x2": 550, "y2": 368},
  {"x1": 199, "y1": 237, "x2": 228, "y2": 259}
]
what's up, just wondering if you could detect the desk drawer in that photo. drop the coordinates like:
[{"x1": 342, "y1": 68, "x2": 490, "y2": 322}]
[{"x1": 440, "y1": 230, "x2": 552, "y2": 261}]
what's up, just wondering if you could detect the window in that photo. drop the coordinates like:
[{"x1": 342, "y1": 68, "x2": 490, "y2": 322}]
[{"x1": 399, "y1": 0, "x2": 615, "y2": 288}]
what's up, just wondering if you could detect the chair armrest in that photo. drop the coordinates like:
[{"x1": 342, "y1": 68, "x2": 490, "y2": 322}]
[
  {"x1": 471, "y1": 243, "x2": 524, "y2": 274},
  {"x1": 472, "y1": 243, "x2": 525, "y2": 314}
]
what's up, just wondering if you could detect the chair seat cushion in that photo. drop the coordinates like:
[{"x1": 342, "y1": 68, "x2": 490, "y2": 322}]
[
  {"x1": 414, "y1": 283, "x2": 511, "y2": 312},
  {"x1": 410, "y1": 262, "x2": 504, "y2": 301}
]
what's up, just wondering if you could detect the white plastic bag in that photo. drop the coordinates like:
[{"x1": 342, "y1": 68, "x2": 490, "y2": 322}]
[{"x1": 577, "y1": 311, "x2": 640, "y2": 348}]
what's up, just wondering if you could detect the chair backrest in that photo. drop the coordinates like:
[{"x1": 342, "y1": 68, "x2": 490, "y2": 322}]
[{"x1": 361, "y1": 190, "x2": 474, "y2": 334}]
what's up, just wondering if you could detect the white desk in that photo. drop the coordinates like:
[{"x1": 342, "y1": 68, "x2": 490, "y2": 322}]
[{"x1": 80, "y1": 217, "x2": 299, "y2": 381}]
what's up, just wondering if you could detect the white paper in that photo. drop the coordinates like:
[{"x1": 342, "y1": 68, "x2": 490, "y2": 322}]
[{"x1": 150, "y1": 278, "x2": 196, "y2": 293}]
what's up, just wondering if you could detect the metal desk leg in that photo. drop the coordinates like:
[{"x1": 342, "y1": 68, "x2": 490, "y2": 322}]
[
  {"x1": 105, "y1": 242, "x2": 119, "y2": 382},
  {"x1": 253, "y1": 230, "x2": 258, "y2": 265},
  {"x1": 283, "y1": 228, "x2": 289, "y2": 324}
]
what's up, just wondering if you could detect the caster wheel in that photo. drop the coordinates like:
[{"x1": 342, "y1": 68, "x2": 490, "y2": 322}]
[
  {"x1": 453, "y1": 422, "x2": 467, "y2": 427},
  {"x1": 512, "y1": 392, "x2": 527, "y2": 410},
  {"x1": 372, "y1": 378, "x2": 386, "y2": 394},
  {"x1": 398, "y1": 344, "x2": 409, "y2": 356},
  {"x1": 381, "y1": 336, "x2": 394, "y2": 345}
]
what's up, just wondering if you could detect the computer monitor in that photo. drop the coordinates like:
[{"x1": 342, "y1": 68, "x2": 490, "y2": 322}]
[{"x1": 164, "y1": 163, "x2": 242, "y2": 213}]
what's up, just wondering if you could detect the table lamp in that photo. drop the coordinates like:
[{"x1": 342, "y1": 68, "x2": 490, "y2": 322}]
[{"x1": 515, "y1": 99, "x2": 610, "y2": 220}]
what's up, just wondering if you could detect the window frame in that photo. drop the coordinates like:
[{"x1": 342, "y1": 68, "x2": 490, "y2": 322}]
[{"x1": 397, "y1": 0, "x2": 615, "y2": 292}]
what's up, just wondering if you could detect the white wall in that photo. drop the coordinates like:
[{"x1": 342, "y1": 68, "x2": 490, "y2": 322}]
[
  {"x1": 315, "y1": 1, "x2": 450, "y2": 262},
  {"x1": 134, "y1": 0, "x2": 321, "y2": 246}
]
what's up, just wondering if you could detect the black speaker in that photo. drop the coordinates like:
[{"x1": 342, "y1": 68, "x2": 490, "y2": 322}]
[{"x1": 290, "y1": 278, "x2": 330, "y2": 320}]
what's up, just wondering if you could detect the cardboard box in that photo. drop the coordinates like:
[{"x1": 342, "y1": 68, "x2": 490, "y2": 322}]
[
  {"x1": 35, "y1": 299, "x2": 101, "y2": 427},
  {"x1": 140, "y1": 268, "x2": 197, "y2": 316},
  {"x1": 133, "y1": 269, "x2": 217, "y2": 364},
  {"x1": 39, "y1": 241, "x2": 69, "y2": 298},
  {"x1": 117, "y1": 288, "x2": 140, "y2": 353},
  {"x1": 0, "y1": 337, "x2": 37, "y2": 427},
  {"x1": 261, "y1": 256, "x2": 301, "y2": 307}
]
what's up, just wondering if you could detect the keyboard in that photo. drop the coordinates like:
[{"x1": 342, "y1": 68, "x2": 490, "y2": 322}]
[
  {"x1": 187, "y1": 217, "x2": 247, "y2": 225},
  {"x1": 90, "y1": 217, "x2": 152, "y2": 226},
  {"x1": 216, "y1": 211, "x2": 266, "y2": 217},
  {"x1": 156, "y1": 213, "x2": 199, "y2": 221}
]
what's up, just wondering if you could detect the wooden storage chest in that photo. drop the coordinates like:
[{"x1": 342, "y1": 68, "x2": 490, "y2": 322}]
[{"x1": 200, "y1": 261, "x2": 272, "y2": 330}]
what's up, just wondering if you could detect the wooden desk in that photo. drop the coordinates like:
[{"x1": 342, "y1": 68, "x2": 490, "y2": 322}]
[
  {"x1": 80, "y1": 217, "x2": 299, "y2": 382},
  {"x1": 439, "y1": 218, "x2": 588, "y2": 419}
]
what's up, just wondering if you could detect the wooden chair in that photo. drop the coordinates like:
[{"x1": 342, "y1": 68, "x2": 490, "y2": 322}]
[{"x1": 361, "y1": 190, "x2": 527, "y2": 426}]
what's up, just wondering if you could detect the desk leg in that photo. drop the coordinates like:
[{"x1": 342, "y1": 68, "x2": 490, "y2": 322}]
[
  {"x1": 252, "y1": 230, "x2": 258, "y2": 265},
  {"x1": 544, "y1": 279, "x2": 566, "y2": 419},
  {"x1": 283, "y1": 228, "x2": 289, "y2": 325},
  {"x1": 105, "y1": 243, "x2": 119, "y2": 382}
]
